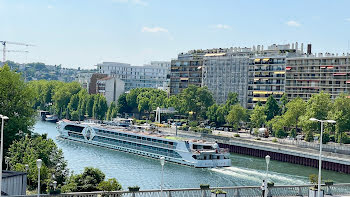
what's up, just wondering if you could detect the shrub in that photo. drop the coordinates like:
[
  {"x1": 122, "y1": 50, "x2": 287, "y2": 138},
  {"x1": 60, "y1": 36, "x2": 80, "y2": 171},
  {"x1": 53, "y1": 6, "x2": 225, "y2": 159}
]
[
  {"x1": 272, "y1": 138, "x2": 278, "y2": 143},
  {"x1": 290, "y1": 129, "x2": 297, "y2": 138},
  {"x1": 256, "y1": 137, "x2": 261, "y2": 140},
  {"x1": 234, "y1": 134, "x2": 240, "y2": 137},
  {"x1": 211, "y1": 189, "x2": 226, "y2": 194},
  {"x1": 209, "y1": 122, "x2": 216, "y2": 128},
  {"x1": 275, "y1": 130, "x2": 287, "y2": 138},
  {"x1": 188, "y1": 121, "x2": 199, "y2": 127},
  {"x1": 179, "y1": 125, "x2": 189, "y2": 131},
  {"x1": 200, "y1": 184, "x2": 210, "y2": 189},
  {"x1": 305, "y1": 130, "x2": 314, "y2": 142},
  {"x1": 322, "y1": 131, "x2": 330, "y2": 144},
  {"x1": 309, "y1": 174, "x2": 318, "y2": 185},
  {"x1": 136, "y1": 120, "x2": 147, "y2": 125}
]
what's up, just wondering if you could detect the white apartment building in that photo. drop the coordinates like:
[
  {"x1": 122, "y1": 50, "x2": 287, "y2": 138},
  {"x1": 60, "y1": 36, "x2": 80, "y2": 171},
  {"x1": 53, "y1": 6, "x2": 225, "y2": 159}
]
[
  {"x1": 96, "y1": 77, "x2": 125, "y2": 105},
  {"x1": 97, "y1": 62, "x2": 170, "y2": 91}
]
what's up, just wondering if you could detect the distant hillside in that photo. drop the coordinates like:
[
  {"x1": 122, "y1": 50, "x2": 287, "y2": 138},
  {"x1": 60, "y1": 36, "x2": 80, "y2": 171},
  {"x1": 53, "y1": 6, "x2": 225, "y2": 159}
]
[{"x1": 1, "y1": 61, "x2": 95, "y2": 82}]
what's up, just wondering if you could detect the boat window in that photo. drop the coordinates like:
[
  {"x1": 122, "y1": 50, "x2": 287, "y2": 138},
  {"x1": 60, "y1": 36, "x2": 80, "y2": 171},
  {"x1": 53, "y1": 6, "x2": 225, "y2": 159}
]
[{"x1": 64, "y1": 125, "x2": 84, "y2": 133}]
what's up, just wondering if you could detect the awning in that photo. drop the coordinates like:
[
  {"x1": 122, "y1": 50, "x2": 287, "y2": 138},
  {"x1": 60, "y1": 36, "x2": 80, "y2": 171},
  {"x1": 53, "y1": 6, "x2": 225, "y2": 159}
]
[
  {"x1": 320, "y1": 66, "x2": 326, "y2": 69},
  {"x1": 180, "y1": 77, "x2": 189, "y2": 81},
  {"x1": 273, "y1": 91, "x2": 284, "y2": 95},
  {"x1": 286, "y1": 67, "x2": 292, "y2": 70},
  {"x1": 333, "y1": 73, "x2": 346, "y2": 76},
  {"x1": 254, "y1": 58, "x2": 261, "y2": 62},
  {"x1": 327, "y1": 66, "x2": 334, "y2": 69},
  {"x1": 253, "y1": 91, "x2": 269, "y2": 94},
  {"x1": 254, "y1": 78, "x2": 260, "y2": 81},
  {"x1": 274, "y1": 71, "x2": 285, "y2": 74},
  {"x1": 346, "y1": 81, "x2": 350, "y2": 84},
  {"x1": 262, "y1": 58, "x2": 270, "y2": 61},
  {"x1": 204, "y1": 53, "x2": 226, "y2": 57},
  {"x1": 253, "y1": 97, "x2": 268, "y2": 102}
]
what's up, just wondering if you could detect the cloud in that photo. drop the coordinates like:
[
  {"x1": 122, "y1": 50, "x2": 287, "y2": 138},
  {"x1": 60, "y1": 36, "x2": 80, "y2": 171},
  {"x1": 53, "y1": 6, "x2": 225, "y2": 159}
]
[
  {"x1": 47, "y1": 5, "x2": 53, "y2": 9},
  {"x1": 212, "y1": 24, "x2": 231, "y2": 30},
  {"x1": 346, "y1": 18, "x2": 350, "y2": 22},
  {"x1": 112, "y1": 0, "x2": 148, "y2": 6},
  {"x1": 286, "y1": 20, "x2": 301, "y2": 27},
  {"x1": 142, "y1": 26, "x2": 168, "y2": 33}
]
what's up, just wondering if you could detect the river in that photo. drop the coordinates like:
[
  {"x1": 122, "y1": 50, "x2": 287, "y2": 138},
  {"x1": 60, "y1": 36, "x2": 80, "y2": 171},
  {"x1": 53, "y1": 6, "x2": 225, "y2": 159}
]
[{"x1": 32, "y1": 121, "x2": 350, "y2": 189}]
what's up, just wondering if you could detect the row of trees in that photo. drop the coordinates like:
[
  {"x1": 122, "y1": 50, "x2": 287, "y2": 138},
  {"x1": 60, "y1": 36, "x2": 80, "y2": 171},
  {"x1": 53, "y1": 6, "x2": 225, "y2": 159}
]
[
  {"x1": 29, "y1": 80, "x2": 108, "y2": 120},
  {"x1": 244, "y1": 92, "x2": 350, "y2": 144}
]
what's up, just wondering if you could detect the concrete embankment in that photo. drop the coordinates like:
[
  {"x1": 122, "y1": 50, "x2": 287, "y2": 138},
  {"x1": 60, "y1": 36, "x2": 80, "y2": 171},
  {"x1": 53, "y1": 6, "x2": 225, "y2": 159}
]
[{"x1": 201, "y1": 134, "x2": 350, "y2": 174}]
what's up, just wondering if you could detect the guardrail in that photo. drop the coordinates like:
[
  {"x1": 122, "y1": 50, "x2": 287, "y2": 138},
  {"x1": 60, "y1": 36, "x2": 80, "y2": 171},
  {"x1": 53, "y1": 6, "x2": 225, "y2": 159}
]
[{"x1": 9, "y1": 183, "x2": 350, "y2": 197}]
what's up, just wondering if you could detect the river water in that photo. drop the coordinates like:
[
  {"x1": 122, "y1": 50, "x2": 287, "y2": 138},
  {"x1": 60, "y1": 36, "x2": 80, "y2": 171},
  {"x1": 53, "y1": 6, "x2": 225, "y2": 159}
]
[{"x1": 32, "y1": 121, "x2": 350, "y2": 189}]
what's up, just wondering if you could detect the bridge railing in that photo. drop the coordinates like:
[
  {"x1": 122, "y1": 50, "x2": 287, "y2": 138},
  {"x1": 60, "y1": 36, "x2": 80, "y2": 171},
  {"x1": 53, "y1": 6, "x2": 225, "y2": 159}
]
[{"x1": 9, "y1": 183, "x2": 350, "y2": 197}]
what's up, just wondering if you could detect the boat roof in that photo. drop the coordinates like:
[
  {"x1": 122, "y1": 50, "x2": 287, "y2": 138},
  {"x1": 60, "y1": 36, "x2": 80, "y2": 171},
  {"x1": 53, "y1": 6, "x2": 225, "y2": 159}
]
[{"x1": 60, "y1": 119, "x2": 215, "y2": 145}]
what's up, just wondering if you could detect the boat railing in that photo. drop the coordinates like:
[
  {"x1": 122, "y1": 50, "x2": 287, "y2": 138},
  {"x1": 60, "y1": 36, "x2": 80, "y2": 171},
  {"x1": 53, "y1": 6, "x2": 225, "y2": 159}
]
[{"x1": 10, "y1": 183, "x2": 350, "y2": 197}]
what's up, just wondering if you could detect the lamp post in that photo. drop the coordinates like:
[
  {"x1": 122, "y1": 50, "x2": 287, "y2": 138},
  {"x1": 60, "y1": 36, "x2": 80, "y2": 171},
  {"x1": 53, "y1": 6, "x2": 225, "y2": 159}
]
[
  {"x1": 0, "y1": 114, "x2": 9, "y2": 197},
  {"x1": 160, "y1": 157, "x2": 165, "y2": 197},
  {"x1": 36, "y1": 159, "x2": 42, "y2": 197},
  {"x1": 53, "y1": 181, "x2": 57, "y2": 191},
  {"x1": 265, "y1": 155, "x2": 270, "y2": 197},
  {"x1": 309, "y1": 118, "x2": 336, "y2": 197},
  {"x1": 4, "y1": 157, "x2": 9, "y2": 170}
]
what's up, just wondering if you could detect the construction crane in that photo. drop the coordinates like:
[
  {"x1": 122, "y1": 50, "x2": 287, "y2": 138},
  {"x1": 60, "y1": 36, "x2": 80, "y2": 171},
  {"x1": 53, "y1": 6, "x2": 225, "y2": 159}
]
[{"x1": 0, "y1": 41, "x2": 34, "y2": 62}]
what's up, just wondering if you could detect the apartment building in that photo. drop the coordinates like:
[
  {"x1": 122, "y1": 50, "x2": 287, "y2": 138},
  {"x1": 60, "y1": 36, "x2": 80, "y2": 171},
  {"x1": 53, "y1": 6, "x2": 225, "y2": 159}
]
[
  {"x1": 247, "y1": 43, "x2": 304, "y2": 109},
  {"x1": 97, "y1": 62, "x2": 169, "y2": 91},
  {"x1": 203, "y1": 48, "x2": 253, "y2": 107},
  {"x1": 96, "y1": 77, "x2": 125, "y2": 105},
  {"x1": 285, "y1": 54, "x2": 350, "y2": 100},
  {"x1": 170, "y1": 48, "x2": 229, "y2": 95}
]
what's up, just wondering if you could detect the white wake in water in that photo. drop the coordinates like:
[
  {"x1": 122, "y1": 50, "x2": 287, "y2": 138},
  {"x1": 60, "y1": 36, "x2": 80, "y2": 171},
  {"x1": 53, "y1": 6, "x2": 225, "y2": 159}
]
[{"x1": 211, "y1": 166, "x2": 308, "y2": 185}]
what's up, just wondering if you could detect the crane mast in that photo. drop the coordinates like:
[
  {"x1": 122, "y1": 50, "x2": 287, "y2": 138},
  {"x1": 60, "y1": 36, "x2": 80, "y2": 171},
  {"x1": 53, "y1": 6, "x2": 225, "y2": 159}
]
[{"x1": 0, "y1": 41, "x2": 34, "y2": 63}]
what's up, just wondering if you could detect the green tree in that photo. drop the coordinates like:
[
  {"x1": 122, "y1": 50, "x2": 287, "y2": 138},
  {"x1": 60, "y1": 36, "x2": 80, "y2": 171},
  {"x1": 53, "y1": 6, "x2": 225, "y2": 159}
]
[
  {"x1": 206, "y1": 104, "x2": 219, "y2": 123},
  {"x1": 265, "y1": 96, "x2": 280, "y2": 121},
  {"x1": 250, "y1": 105, "x2": 266, "y2": 128},
  {"x1": 328, "y1": 94, "x2": 350, "y2": 143},
  {"x1": 97, "y1": 178, "x2": 122, "y2": 191},
  {"x1": 107, "y1": 101, "x2": 117, "y2": 120},
  {"x1": 68, "y1": 94, "x2": 79, "y2": 118},
  {"x1": 116, "y1": 93, "x2": 130, "y2": 114},
  {"x1": 267, "y1": 115, "x2": 286, "y2": 138},
  {"x1": 86, "y1": 95, "x2": 95, "y2": 117},
  {"x1": 8, "y1": 134, "x2": 69, "y2": 191},
  {"x1": 52, "y1": 82, "x2": 82, "y2": 118},
  {"x1": 280, "y1": 94, "x2": 289, "y2": 114},
  {"x1": 62, "y1": 167, "x2": 105, "y2": 192},
  {"x1": 283, "y1": 97, "x2": 306, "y2": 132},
  {"x1": 93, "y1": 94, "x2": 108, "y2": 120},
  {"x1": 0, "y1": 64, "x2": 36, "y2": 152},
  {"x1": 300, "y1": 92, "x2": 333, "y2": 136},
  {"x1": 225, "y1": 92, "x2": 239, "y2": 107},
  {"x1": 226, "y1": 104, "x2": 247, "y2": 131}
]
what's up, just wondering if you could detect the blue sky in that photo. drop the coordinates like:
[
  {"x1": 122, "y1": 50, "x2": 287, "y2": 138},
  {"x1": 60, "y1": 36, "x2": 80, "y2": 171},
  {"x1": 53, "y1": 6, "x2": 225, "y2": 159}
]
[{"x1": 1, "y1": 0, "x2": 350, "y2": 69}]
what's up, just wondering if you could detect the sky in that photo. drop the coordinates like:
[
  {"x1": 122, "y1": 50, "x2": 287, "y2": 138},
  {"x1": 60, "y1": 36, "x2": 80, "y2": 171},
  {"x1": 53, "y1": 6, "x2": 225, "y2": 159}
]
[{"x1": 1, "y1": 0, "x2": 350, "y2": 69}]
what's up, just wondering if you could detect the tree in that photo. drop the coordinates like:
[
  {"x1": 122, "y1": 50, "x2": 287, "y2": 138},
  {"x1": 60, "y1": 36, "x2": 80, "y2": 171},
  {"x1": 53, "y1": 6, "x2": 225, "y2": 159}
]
[
  {"x1": 280, "y1": 94, "x2": 289, "y2": 114},
  {"x1": 8, "y1": 134, "x2": 69, "y2": 191},
  {"x1": 226, "y1": 104, "x2": 247, "y2": 131},
  {"x1": 283, "y1": 97, "x2": 306, "y2": 132},
  {"x1": 86, "y1": 95, "x2": 95, "y2": 117},
  {"x1": 52, "y1": 82, "x2": 82, "y2": 117},
  {"x1": 116, "y1": 93, "x2": 130, "y2": 114},
  {"x1": 0, "y1": 64, "x2": 36, "y2": 152},
  {"x1": 206, "y1": 104, "x2": 219, "y2": 123},
  {"x1": 300, "y1": 92, "x2": 333, "y2": 135},
  {"x1": 62, "y1": 167, "x2": 105, "y2": 192},
  {"x1": 328, "y1": 94, "x2": 350, "y2": 143},
  {"x1": 265, "y1": 96, "x2": 280, "y2": 121},
  {"x1": 93, "y1": 94, "x2": 108, "y2": 120},
  {"x1": 250, "y1": 105, "x2": 266, "y2": 128},
  {"x1": 68, "y1": 94, "x2": 79, "y2": 118},
  {"x1": 97, "y1": 178, "x2": 122, "y2": 191},
  {"x1": 180, "y1": 85, "x2": 214, "y2": 119},
  {"x1": 267, "y1": 115, "x2": 285, "y2": 137},
  {"x1": 107, "y1": 101, "x2": 117, "y2": 121},
  {"x1": 225, "y1": 92, "x2": 239, "y2": 107}
]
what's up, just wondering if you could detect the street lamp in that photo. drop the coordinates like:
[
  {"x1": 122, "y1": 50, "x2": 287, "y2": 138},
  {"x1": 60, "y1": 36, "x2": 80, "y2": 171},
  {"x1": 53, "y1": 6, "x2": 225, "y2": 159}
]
[
  {"x1": 160, "y1": 157, "x2": 165, "y2": 197},
  {"x1": 0, "y1": 114, "x2": 9, "y2": 197},
  {"x1": 265, "y1": 155, "x2": 270, "y2": 197},
  {"x1": 309, "y1": 118, "x2": 336, "y2": 197},
  {"x1": 4, "y1": 157, "x2": 9, "y2": 170},
  {"x1": 36, "y1": 159, "x2": 42, "y2": 197},
  {"x1": 53, "y1": 181, "x2": 57, "y2": 191}
]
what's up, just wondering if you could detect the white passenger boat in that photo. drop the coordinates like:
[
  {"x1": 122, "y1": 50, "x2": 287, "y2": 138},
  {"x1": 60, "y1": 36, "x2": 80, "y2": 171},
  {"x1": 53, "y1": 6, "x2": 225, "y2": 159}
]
[{"x1": 57, "y1": 120, "x2": 231, "y2": 168}]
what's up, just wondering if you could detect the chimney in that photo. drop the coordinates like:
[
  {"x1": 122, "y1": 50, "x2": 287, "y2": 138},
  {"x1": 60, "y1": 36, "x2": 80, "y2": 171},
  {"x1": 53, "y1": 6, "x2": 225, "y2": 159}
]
[
  {"x1": 301, "y1": 43, "x2": 304, "y2": 53},
  {"x1": 307, "y1": 44, "x2": 312, "y2": 55}
]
